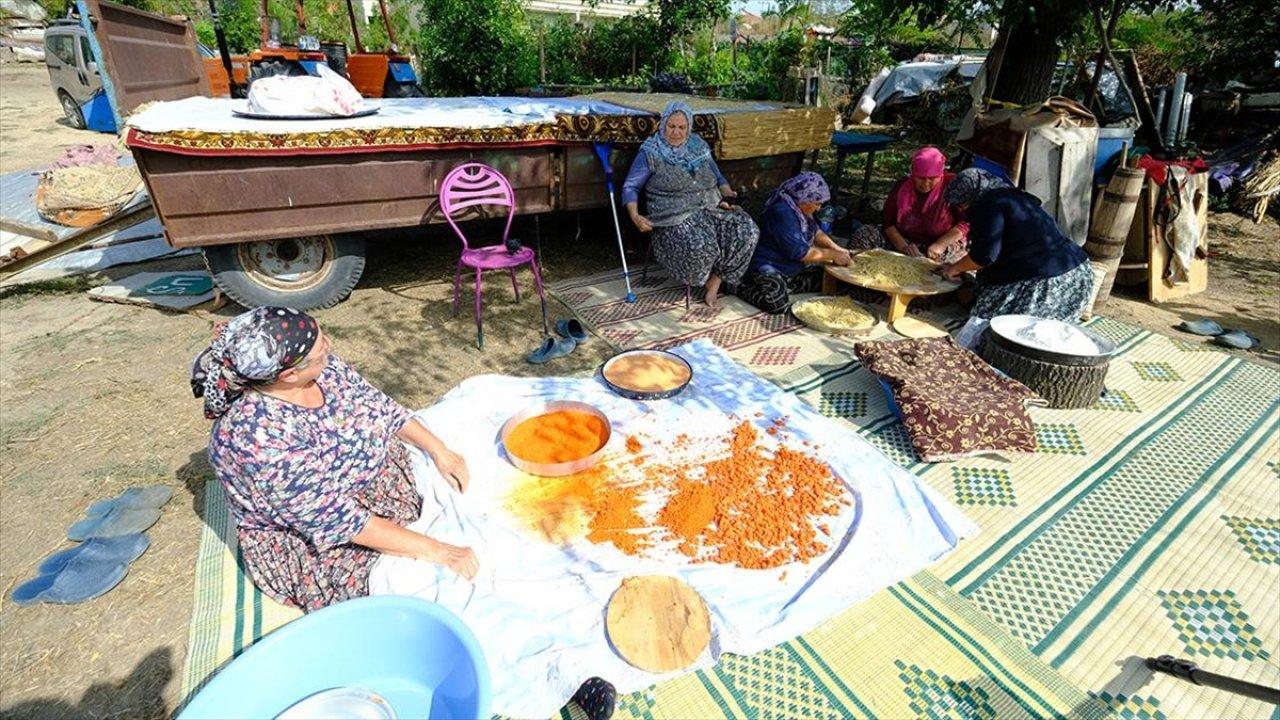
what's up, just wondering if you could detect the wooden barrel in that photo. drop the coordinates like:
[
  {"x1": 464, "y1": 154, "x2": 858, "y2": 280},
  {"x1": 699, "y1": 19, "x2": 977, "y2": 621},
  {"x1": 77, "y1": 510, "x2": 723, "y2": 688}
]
[{"x1": 1084, "y1": 166, "x2": 1145, "y2": 305}]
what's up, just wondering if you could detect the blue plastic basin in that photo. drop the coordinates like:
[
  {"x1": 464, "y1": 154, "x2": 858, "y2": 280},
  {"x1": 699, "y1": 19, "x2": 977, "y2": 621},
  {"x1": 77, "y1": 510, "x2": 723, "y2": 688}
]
[{"x1": 179, "y1": 596, "x2": 490, "y2": 720}]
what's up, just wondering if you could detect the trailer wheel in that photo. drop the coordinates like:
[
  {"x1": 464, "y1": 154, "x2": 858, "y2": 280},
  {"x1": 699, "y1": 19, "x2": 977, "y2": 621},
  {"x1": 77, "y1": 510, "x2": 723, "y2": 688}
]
[{"x1": 203, "y1": 235, "x2": 366, "y2": 310}]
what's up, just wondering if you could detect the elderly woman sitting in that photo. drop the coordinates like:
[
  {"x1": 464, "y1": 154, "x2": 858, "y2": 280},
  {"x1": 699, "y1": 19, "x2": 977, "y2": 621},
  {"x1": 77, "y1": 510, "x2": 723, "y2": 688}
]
[
  {"x1": 738, "y1": 172, "x2": 852, "y2": 314},
  {"x1": 851, "y1": 146, "x2": 969, "y2": 263},
  {"x1": 622, "y1": 101, "x2": 759, "y2": 307},
  {"x1": 940, "y1": 168, "x2": 1093, "y2": 322},
  {"x1": 192, "y1": 307, "x2": 477, "y2": 613}
]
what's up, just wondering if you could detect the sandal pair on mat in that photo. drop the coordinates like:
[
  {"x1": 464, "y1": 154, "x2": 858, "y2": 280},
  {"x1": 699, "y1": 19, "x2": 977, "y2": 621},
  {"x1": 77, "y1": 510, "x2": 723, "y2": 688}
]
[
  {"x1": 1177, "y1": 318, "x2": 1261, "y2": 350},
  {"x1": 527, "y1": 319, "x2": 589, "y2": 364},
  {"x1": 12, "y1": 485, "x2": 170, "y2": 606}
]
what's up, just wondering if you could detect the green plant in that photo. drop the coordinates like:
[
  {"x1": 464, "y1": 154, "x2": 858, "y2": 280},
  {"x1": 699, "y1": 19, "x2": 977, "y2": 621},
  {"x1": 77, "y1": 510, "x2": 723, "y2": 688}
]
[{"x1": 414, "y1": 0, "x2": 537, "y2": 95}]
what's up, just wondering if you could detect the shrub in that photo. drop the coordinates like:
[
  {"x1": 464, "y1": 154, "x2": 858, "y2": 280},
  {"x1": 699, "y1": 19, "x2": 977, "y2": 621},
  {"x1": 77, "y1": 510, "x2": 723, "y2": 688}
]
[{"x1": 414, "y1": 0, "x2": 536, "y2": 95}]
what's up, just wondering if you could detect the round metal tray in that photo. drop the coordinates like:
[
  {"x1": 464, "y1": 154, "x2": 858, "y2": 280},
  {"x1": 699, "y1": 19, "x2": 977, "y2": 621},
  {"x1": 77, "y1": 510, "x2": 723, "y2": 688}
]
[
  {"x1": 987, "y1": 315, "x2": 1115, "y2": 367},
  {"x1": 232, "y1": 107, "x2": 380, "y2": 121},
  {"x1": 499, "y1": 400, "x2": 612, "y2": 477},
  {"x1": 599, "y1": 349, "x2": 693, "y2": 401}
]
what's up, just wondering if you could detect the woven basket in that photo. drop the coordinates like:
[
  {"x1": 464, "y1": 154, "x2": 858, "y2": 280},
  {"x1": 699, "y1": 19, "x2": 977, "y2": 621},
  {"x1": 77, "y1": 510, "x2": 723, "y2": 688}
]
[{"x1": 978, "y1": 331, "x2": 1109, "y2": 409}]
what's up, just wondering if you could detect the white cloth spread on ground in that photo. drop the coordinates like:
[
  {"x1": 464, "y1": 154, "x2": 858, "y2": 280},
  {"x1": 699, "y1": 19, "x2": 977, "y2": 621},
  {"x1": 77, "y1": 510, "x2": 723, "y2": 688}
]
[
  {"x1": 370, "y1": 340, "x2": 975, "y2": 717},
  {"x1": 125, "y1": 96, "x2": 646, "y2": 135}
]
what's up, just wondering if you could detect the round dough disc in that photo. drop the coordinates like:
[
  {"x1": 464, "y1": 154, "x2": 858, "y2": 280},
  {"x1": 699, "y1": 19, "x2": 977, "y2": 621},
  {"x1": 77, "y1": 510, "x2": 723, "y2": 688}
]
[
  {"x1": 891, "y1": 315, "x2": 951, "y2": 339},
  {"x1": 606, "y1": 575, "x2": 711, "y2": 673}
]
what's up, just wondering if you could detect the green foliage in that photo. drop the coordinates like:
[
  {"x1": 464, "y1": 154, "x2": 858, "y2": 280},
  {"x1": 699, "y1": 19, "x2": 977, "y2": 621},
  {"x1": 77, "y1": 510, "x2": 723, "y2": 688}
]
[
  {"x1": 1197, "y1": 0, "x2": 1280, "y2": 84},
  {"x1": 194, "y1": 0, "x2": 266, "y2": 53},
  {"x1": 415, "y1": 0, "x2": 536, "y2": 95}
]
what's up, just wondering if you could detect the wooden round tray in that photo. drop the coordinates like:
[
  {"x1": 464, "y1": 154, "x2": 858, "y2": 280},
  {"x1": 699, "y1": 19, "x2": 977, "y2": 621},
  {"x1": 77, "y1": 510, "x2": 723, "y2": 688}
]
[
  {"x1": 606, "y1": 575, "x2": 711, "y2": 673},
  {"x1": 826, "y1": 248, "x2": 960, "y2": 296}
]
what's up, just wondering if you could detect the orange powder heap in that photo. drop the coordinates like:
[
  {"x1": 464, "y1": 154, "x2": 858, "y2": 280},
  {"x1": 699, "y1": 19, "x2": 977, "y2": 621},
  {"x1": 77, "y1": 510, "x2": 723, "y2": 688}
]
[
  {"x1": 506, "y1": 410, "x2": 609, "y2": 464},
  {"x1": 658, "y1": 422, "x2": 847, "y2": 569},
  {"x1": 505, "y1": 418, "x2": 849, "y2": 570}
]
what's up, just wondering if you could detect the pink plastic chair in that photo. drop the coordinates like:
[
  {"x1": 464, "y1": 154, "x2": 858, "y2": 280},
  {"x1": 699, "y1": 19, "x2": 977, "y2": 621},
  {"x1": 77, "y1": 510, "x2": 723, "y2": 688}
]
[{"x1": 440, "y1": 163, "x2": 548, "y2": 349}]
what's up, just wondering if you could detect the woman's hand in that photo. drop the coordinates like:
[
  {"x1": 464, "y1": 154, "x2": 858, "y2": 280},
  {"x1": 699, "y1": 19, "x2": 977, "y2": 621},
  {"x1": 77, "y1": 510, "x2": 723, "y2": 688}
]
[
  {"x1": 828, "y1": 248, "x2": 852, "y2": 267},
  {"x1": 428, "y1": 540, "x2": 479, "y2": 581},
  {"x1": 430, "y1": 447, "x2": 470, "y2": 493},
  {"x1": 719, "y1": 184, "x2": 738, "y2": 200},
  {"x1": 940, "y1": 262, "x2": 964, "y2": 281},
  {"x1": 926, "y1": 240, "x2": 950, "y2": 261},
  {"x1": 901, "y1": 243, "x2": 923, "y2": 258},
  {"x1": 631, "y1": 213, "x2": 654, "y2": 233}
]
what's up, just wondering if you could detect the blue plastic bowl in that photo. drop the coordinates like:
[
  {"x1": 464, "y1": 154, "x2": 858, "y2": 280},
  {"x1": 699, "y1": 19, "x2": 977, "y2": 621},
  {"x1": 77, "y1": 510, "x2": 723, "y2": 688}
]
[
  {"x1": 179, "y1": 596, "x2": 490, "y2": 720},
  {"x1": 877, "y1": 376, "x2": 903, "y2": 421}
]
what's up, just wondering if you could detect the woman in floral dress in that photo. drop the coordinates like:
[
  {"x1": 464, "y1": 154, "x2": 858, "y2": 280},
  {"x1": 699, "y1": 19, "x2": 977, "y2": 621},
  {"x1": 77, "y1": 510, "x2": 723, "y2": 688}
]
[{"x1": 192, "y1": 307, "x2": 476, "y2": 612}]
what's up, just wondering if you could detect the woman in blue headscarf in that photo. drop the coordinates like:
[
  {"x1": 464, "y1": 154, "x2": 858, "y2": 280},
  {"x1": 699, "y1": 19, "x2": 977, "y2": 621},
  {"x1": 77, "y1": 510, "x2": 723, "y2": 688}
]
[{"x1": 621, "y1": 101, "x2": 759, "y2": 307}]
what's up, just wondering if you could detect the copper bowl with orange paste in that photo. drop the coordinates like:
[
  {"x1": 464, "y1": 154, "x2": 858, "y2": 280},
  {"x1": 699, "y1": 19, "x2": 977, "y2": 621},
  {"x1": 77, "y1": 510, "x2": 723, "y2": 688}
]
[{"x1": 500, "y1": 401, "x2": 613, "y2": 477}]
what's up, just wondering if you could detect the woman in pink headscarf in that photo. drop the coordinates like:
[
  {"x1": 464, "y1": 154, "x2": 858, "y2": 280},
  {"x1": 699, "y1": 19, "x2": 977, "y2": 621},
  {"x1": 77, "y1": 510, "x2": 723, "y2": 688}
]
[{"x1": 850, "y1": 146, "x2": 968, "y2": 263}]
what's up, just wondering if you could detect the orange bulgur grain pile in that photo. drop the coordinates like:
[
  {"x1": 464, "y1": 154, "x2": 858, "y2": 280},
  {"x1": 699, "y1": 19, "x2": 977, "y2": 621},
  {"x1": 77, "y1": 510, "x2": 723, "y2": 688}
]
[{"x1": 506, "y1": 417, "x2": 849, "y2": 569}]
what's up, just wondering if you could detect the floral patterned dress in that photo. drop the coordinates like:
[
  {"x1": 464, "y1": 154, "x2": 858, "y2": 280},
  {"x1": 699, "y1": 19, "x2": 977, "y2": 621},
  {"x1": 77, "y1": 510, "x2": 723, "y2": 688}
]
[{"x1": 208, "y1": 355, "x2": 422, "y2": 612}]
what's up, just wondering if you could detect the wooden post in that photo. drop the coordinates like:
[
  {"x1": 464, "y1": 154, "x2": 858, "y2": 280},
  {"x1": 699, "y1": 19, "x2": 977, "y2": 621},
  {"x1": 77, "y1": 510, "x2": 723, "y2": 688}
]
[
  {"x1": 345, "y1": 0, "x2": 364, "y2": 54},
  {"x1": 631, "y1": 42, "x2": 637, "y2": 76},
  {"x1": 539, "y1": 27, "x2": 546, "y2": 84},
  {"x1": 376, "y1": 0, "x2": 397, "y2": 50}
]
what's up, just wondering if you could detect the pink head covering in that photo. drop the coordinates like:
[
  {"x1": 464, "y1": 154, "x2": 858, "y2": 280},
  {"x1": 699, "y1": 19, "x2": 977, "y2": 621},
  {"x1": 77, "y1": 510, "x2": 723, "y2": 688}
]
[{"x1": 911, "y1": 146, "x2": 946, "y2": 178}]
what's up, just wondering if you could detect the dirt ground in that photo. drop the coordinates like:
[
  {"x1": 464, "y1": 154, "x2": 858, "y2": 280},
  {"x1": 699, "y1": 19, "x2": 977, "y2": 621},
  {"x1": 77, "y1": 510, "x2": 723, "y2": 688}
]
[
  {"x1": 0, "y1": 63, "x2": 110, "y2": 174},
  {"x1": 0, "y1": 62, "x2": 1277, "y2": 718}
]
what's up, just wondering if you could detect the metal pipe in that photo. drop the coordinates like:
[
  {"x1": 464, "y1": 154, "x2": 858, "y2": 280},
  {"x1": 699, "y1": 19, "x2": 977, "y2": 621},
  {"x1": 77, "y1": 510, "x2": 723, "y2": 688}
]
[
  {"x1": 1147, "y1": 656, "x2": 1280, "y2": 705},
  {"x1": 344, "y1": 0, "x2": 364, "y2": 54},
  {"x1": 1154, "y1": 87, "x2": 1167, "y2": 132},
  {"x1": 206, "y1": 0, "x2": 241, "y2": 97},
  {"x1": 1165, "y1": 72, "x2": 1186, "y2": 145},
  {"x1": 376, "y1": 0, "x2": 398, "y2": 51},
  {"x1": 1178, "y1": 92, "x2": 1193, "y2": 145}
]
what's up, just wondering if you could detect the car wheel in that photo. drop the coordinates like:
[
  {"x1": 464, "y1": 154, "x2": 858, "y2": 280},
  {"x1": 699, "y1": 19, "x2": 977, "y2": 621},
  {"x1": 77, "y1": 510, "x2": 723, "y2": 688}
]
[{"x1": 58, "y1": 90, "x2": 85, "y2": 129}]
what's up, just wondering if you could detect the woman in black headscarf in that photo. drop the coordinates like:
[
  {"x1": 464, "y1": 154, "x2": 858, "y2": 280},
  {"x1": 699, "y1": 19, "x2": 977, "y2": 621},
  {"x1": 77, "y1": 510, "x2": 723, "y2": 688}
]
[
  {"x1": 192, "y1": 307, "x2": 476, "y2": 612},
  {"x1": 940, "y1": 168, "x2": 1094, "y2": 322}
]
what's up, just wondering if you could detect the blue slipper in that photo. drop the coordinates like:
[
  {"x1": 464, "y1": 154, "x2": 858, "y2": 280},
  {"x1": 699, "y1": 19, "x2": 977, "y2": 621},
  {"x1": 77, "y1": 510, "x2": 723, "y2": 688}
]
[
  {"x1": 1212, "y1": 329, "x2": 1260, "y2": 350},
  {"x1": 85, "y1": 485, "x2": 172, "y2": 518},
  {"x1": 1178, "y1": 318, "x2": 1224, "y2": 336},
  {"x1": 38, "y1": 534, "x2": 150, "y2": 575},
  {"x1": 526, "y1": 336, "x2": 577, "y2": 364},
  {"x1": 11, "y1": 556, "x2": 129, "y2": 605},
  {"x1": 67, "y1": 506, "x2": 161, "y2": 541},
  {"x1": 555, "y1": 318, "x2": 588, "y2": 344}
]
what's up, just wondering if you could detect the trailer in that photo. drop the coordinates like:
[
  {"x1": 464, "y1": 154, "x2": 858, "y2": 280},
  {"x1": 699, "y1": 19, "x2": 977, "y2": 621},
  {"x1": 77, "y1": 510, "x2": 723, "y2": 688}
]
[{"x1": 90, "y1": 0, "x2": 835, "y2": 309}]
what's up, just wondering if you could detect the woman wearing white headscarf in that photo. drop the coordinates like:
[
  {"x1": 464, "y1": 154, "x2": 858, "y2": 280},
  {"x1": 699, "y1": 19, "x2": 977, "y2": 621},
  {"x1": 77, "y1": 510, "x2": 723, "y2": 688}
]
[{"x1": 621, "y1": 100, "x2": 759, "y2": 307}]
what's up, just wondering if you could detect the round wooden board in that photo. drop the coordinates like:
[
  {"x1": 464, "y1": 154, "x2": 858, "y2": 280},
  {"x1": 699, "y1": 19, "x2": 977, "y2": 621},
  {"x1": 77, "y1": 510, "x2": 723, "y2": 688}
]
[
  {"x1": 891, "y1": 315, "x2": 951, "y2": 339},
  {"x1": 826, "y1": 249, "x2": 960, "y2": 296},
  {"x1": 606, "y1": 575, "x2": 711, "y2": 673}
]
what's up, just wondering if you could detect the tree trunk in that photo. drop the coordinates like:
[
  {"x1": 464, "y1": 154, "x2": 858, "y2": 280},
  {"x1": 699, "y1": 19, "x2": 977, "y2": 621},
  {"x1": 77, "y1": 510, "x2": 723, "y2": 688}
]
[{"x1": 990, "y1": 0, "x2": 1084, "y2": 105}]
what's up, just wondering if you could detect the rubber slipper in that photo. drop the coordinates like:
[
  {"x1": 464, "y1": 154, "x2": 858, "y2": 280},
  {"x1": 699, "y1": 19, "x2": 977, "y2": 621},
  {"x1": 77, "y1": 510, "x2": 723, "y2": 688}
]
[
  {"x1": 555, "y1": 318, "x2": 588, "y2": 344},
  {"x1": 11, "y1": 557, "x2": 129, "y2": 606},
  {"x1": 1177, "y1": 318, "x2": 1224, "y2": 336},
  {"x1": 85, "y1": 485, "x2": 172, "y2": 518},
  {"x1": 1212, "y1": 329, "x2": 1259, "y2": 350},
  {"x1": 526, "y1": 336, "x2": 577, "y2": 364},
  {"x1": 67, "y1": 506, "x2": 161, "y2": 541},
  {"x1": 38, "y1": 534, "x2": 150, "y2": 575},
  {"x1": 571, "y1": 677, "x2": 617, "y2": 720}
]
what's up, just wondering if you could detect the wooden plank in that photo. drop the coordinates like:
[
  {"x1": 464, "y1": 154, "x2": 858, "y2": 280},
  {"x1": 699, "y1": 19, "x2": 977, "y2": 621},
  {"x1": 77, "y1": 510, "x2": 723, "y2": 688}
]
[{"x1": 606, "y1": 575, "x2": 710, "y2": 673}]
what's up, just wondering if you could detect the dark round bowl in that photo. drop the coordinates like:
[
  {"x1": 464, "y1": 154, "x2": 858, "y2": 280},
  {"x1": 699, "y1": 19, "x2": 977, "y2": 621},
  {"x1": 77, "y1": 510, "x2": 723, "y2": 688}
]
[{"x1": 599, "y1": 349, "x2": 693, "y2": 401}]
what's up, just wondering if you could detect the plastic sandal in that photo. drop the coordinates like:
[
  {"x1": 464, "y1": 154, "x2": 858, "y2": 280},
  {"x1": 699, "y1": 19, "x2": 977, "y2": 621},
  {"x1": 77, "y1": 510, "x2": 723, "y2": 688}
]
[
  {"x1": 38, "y1": 534, "x2": 150, "y2": 575},
  {"x1": 67, "y1": 506, "x2": 161, "y2": 541},
  {"x1": 11, "y1": 556, "x2": 129, "y2": 606},
  {"x1": 526, "y1": 336, "x2": 577, "y2": 364},
  {"x1": 84, "y1": 485, "x2": 172, "y2": 518},
  {"x1": 1212, "y1": 329, "x2": 1259, "y2": 350},
  {"x1": 1177, "y1": 318, "x2": 1224, "y2": 336},
  {"x1": 555, "y1": 318, "x2": 588, "y2": 344}
]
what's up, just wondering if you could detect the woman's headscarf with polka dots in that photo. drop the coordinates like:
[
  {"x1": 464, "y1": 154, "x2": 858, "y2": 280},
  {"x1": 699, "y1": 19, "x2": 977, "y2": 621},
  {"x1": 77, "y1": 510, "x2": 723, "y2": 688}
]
[{"x1": 190, "y1": 307, "x2": 319, "y2": 419}]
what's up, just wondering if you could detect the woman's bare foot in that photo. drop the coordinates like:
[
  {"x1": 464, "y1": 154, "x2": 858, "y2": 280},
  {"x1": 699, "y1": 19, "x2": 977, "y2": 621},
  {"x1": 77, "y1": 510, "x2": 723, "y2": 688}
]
[{"x1": 703, "y1": 275, "x2": 722, "y2": 307}]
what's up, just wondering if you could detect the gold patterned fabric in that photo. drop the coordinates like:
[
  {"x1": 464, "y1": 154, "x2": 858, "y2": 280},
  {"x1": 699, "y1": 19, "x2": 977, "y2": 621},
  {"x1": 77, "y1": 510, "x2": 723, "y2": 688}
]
[
  {"x1": 126, "y1": 111, "x2": 723, "y2": 156},
  {"x1": 855, "y1": 337, "x2": 1042, "y2": 462}
]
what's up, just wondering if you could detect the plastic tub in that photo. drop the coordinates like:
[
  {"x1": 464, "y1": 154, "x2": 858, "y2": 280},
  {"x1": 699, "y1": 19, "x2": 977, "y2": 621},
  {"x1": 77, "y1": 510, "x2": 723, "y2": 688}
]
[
  {"x1": 1095, "y1": 127, "x2": 1136, "y2": 179},
  {"x1": 178, "y1": 596, "x2": 490, "y2": 720}
]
